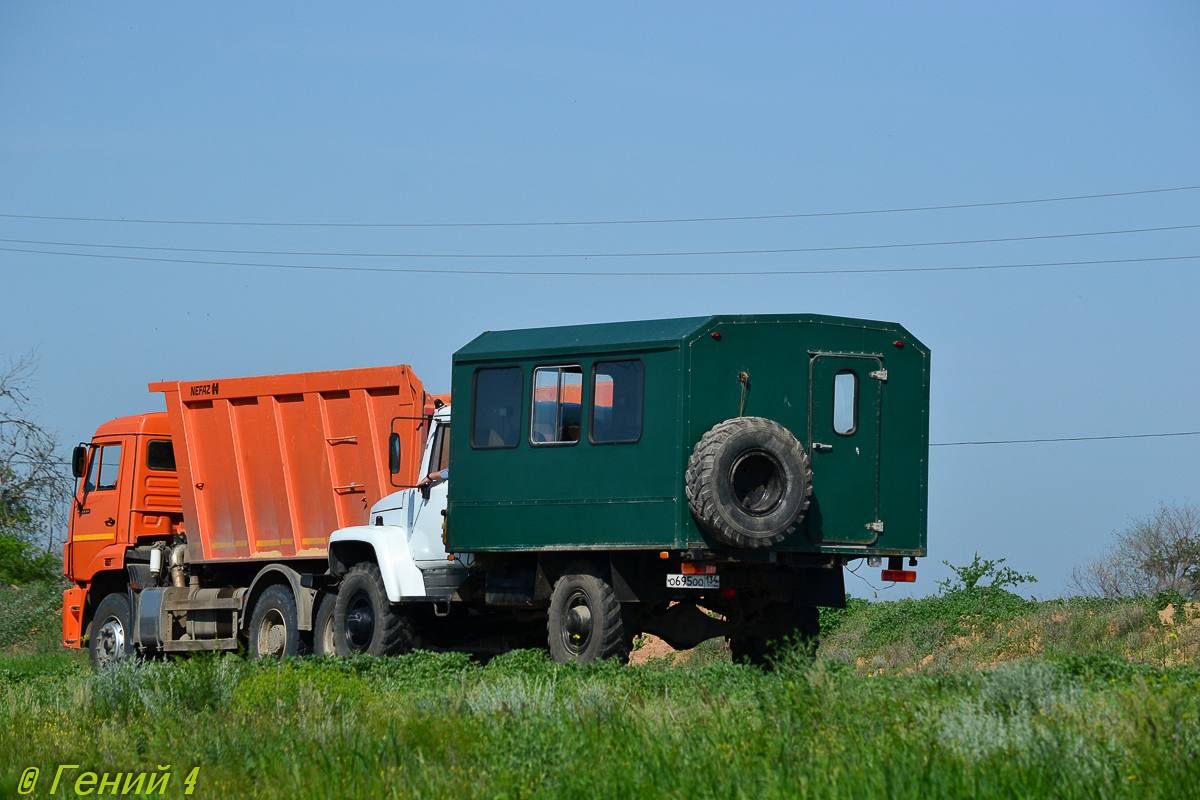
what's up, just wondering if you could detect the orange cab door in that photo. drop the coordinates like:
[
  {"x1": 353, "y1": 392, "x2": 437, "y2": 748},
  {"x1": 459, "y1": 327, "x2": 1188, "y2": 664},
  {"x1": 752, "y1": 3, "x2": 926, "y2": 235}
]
[{"x1": 70, "y1": 438, "x2": 131, "y2": 580}]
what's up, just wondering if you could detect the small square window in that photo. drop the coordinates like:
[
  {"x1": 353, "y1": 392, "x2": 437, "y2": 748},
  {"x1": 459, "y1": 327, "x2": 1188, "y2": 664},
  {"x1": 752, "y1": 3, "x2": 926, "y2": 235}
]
[
  {"x1": 833, "y1": 371, "x2": 857, "y2": 435},
  {"x1": 531, "y1": 366, "x2": 583, "y2": 445},
  {"x1": 146, "y1": 440, "x2": 176, "y2": 471}
]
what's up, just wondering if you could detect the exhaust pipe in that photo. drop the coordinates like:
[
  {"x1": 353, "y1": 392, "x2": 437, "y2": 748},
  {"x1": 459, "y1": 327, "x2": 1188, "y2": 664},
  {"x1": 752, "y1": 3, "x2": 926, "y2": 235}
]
[{"x1": 169, "y1": 544, "x2": 188, "y2": 588}]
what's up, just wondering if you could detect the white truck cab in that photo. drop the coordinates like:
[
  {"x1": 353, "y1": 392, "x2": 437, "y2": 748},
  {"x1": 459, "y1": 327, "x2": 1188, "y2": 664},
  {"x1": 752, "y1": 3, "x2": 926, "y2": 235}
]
[{"x1": 328, "y1": 406, "x2": 467, "y2": 603}]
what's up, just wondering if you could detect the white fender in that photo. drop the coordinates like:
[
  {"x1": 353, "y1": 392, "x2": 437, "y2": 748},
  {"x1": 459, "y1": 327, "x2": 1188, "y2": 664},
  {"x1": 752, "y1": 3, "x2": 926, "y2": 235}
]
[{"x1": 328, "y1": 526, "x2": 427, "y2": 601}]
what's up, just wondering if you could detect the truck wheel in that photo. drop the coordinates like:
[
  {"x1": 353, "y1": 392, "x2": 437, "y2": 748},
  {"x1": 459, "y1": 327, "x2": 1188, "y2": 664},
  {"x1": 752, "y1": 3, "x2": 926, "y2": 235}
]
[
  {"x1": 89, "y1": 593, "x2": 134, "y2": 668},
  {"x1": 333, "y1": 562, "x2": 414, "y2": 657},
  {"x1": 312, "y1": 592, "x2": 337, "y2": 656},
  {"x1": 686, "y1": 416, "x2": 811, "y2": 549},
  {"x1": 547, "y1": 561, "x2": 630, "y2": 664},
  {"x1": 248, "y1": 585, "x2": 305, "y2": 658}
]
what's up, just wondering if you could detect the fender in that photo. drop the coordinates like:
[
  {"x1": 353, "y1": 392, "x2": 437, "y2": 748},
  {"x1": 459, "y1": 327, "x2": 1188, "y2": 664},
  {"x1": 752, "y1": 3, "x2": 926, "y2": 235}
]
[
  {"x1": 245, "y1": 563, "x2": 317, "y2": 631},
  {"x1": 328, "y1": 526, "x2": 427, "y2": 602},
  {"x1": 81, "y1": 542, "x2": 130, "y2": 585}
]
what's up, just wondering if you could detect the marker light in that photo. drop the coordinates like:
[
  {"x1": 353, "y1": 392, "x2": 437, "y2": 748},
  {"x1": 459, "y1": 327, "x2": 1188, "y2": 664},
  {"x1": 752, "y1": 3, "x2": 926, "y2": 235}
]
[
  {"x1": 659, "y1": 551, "x2": 670, "y2": 560},
  {"x1": 881, "y1": 569, "x2": 916, "y2": 582},
  {"x1": 893, "y1": 340, "x2": 904, "y2": 349},
  {"x1": 711, "y1": 332, "x2": 722, "y2": 340}
]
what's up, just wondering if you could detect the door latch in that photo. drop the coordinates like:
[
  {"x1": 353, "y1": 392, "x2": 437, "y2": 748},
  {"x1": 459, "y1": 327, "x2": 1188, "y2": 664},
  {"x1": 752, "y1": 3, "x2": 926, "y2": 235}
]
[
  {"x1": 812, "y1": 442, "x2": 833, "y2": 452},
  {"x1": 869, "y1": 369, "x2": 888, "y2": 382},
  {"x1": 865, "y1": 520, "x2": 884, "y2": 534},
  {"x1": 104, "y1": 518, "x2": 116, "y2": 527}
]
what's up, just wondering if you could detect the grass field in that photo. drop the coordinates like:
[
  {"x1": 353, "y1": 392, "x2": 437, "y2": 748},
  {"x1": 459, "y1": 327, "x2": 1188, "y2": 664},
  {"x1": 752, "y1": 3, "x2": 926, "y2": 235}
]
[{"x1": 3, "y1": 580, "x2": 1199, "y2": 799}]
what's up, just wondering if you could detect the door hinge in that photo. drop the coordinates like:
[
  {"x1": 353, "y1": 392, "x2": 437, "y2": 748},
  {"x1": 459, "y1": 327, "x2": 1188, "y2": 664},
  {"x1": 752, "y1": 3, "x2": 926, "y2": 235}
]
[
  {"x1": 869, "y1": 368, "x2": 888, "y2": 382},
  {"x1": 865, "y1": 520, "x2": 884, "y2": 534}
]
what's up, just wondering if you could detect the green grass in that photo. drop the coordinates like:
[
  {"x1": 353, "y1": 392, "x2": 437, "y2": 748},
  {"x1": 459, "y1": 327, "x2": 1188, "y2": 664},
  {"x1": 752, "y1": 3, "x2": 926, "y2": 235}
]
[{"x1": 2, "y1": 582, "x2": 1199, "y2": 799}]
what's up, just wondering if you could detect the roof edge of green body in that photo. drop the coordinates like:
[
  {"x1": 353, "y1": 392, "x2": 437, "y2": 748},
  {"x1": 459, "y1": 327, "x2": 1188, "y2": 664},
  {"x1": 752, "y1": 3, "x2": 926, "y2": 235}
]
[{"x1": 453, "y1": 313, "x2": 927, "y2": 363}]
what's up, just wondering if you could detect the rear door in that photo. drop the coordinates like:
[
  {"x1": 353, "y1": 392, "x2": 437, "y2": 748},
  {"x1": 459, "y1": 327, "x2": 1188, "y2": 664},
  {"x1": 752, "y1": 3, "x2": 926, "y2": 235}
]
[{"x1": 807, "y1": 355, "x2": 883, "y2": 545}]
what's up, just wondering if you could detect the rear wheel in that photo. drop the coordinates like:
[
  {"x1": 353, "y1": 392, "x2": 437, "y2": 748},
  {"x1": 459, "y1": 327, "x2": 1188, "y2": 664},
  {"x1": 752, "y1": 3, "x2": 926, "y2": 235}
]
[
  {"x1": 547, "y1": 561, "x2": 631, "y2": 664},
  {"x1": 89, "y1": 593, "x2": 134, "y2": 668},
  {"x1": 249, "y1": 585, "x2": 305, "y2": 658},
  {"x1": 333, "y1": 562, "x2": 414, "y2": 656},
  {"x1": 312, "y1": 592, "x2": 337, "y2": 656}
]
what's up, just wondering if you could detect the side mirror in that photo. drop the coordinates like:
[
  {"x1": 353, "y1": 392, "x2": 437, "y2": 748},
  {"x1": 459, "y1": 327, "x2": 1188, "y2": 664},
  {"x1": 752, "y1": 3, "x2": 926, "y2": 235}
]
[
  {"x1": 71, "y1": 445, "x2": 88, "y2": 479},
  {"x1": 388, "y1": 433, "x2": 401, "y2": 475}
]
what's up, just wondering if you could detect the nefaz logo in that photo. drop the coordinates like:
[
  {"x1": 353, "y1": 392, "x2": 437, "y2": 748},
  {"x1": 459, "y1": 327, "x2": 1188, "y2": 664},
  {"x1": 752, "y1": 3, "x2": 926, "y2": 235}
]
[{"x1": 189, "y1": 382, "x2": 220, "y2": 397}]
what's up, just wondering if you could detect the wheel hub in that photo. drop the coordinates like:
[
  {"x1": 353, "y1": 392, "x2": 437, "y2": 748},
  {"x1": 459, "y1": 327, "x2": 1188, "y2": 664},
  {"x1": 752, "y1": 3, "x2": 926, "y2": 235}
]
[
  {"x1": 730, "y1": 450, "x2": 785, "y2": 515},
  {"x1": 256, "y1": 608, "x2": 287, "y2": 657},
  {"x1": 96, "y1": 618, "x2": 125, "y2": 665},
  {"x1": 345, "y1": 594, "x2": 376, "y2": 650},
  {"x1": 562, "y1": 591, "x2": 594, "y2": 654}
]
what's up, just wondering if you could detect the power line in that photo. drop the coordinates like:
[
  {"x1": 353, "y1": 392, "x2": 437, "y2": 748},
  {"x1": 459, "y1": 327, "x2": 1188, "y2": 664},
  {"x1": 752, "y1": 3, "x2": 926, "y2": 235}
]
[
  {"x1": 9, "y1": 429, "x2": 1199, "y2": 464},
  {"x1": 931, "y1": 431, "x2": 1200, "y2": 447},
  {"x1": 0, "y1": 184, "x2": 1197, "y2": 228},
  {"x1": 1, "y1": 222, "x2": 1198, "y2": 262},
  {"x1": 2, "y1": 245, "x2": 1199, "y2": 276}
]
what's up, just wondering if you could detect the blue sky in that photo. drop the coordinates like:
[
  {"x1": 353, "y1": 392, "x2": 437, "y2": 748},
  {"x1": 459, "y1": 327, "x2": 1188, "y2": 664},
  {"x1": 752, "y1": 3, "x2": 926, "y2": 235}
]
[{"x1": 2, "y1": 2, "x2": 1198, "y2": 597}]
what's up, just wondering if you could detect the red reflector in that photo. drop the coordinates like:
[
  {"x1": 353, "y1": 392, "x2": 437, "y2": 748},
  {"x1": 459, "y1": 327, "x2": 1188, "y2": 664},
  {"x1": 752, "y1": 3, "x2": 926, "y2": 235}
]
[
  {"x1": 720, "y1": 588, "x2": 738, "y2": 598},
  {"x1": 881, "y1": 569, "x2": 916, "y2": 582},
  {"x1": 711, "y1": 332, "x2": 722, "y2": 340}
]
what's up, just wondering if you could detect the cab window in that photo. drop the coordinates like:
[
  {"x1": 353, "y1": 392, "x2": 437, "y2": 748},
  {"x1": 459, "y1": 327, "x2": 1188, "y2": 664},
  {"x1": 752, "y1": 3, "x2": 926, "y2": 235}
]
[
  {"x1": 590, "y1": 359, "x2": 644, "y2": 444},
  {"x1": 85, "y1": 443, "x2": 123, "y2": 491},
  {"x1": 531, "y1": 366, "x2": 583, "y2": 445},
  {"x1": 146, "y1": 440, "x2": 176, "y2": 471},
  {"x1": 471, "y1": 367, "x2": 523, "y2": 449},
  {"x1": 428, "y1": 424, "x2": 451, "y2": 473}
]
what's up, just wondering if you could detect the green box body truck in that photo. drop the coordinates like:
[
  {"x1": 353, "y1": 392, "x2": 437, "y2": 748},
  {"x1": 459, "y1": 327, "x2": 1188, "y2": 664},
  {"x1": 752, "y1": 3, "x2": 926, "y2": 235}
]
[{"x1": 317, "y1": 313, "x2": 930, "y2": 663}]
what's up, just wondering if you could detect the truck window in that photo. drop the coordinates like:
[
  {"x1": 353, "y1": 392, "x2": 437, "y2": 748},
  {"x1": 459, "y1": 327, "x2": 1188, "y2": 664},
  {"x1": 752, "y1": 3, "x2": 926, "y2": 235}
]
[
  {"x1": 85, "y1": 443, "x2": 123, "y2": 491},
  {"x1": 471, "y1": 367, "x2": 523, "y2": 449},
  {"x1": 531, "y1": 366, "x2": 583, "y2": 444},
  {"x1": 590, "y1": 359, "x2": 644, "y2": 444},
  {"x1": 429, "y1": 424, "x2": 451, "y2": 473},
  {"x1": 146, "y1": 440, "x2": 176, "y2": 471},
  {"x1": 833, "y1": 370, "x2": 857, "y2": 435}
]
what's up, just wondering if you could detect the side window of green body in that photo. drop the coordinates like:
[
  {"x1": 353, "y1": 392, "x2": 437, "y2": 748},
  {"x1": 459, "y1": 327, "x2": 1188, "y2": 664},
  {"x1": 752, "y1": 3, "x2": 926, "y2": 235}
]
[
  {"x1": 471, "y1": 367, "x2": 523, "y2": 449},
  {"x1": 531, "y1": 365, "x2": 583, "y2": 445},
  {"x1": 590, "y1": 359, "x2": 644, "y2": 444}
]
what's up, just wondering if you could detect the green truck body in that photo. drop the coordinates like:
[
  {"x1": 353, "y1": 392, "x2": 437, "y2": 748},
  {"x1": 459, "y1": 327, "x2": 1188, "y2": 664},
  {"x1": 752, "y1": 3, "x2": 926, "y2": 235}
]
[{"x1": 448, "y1": 314, "x2": 929, "y2": 558}]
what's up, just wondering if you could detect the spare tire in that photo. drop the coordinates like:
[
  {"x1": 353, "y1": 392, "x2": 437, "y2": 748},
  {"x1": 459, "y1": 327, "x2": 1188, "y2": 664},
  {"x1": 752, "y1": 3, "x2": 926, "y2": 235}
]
[{"x1": 685, "y1": 417, "x2": 811, "y2": 548}]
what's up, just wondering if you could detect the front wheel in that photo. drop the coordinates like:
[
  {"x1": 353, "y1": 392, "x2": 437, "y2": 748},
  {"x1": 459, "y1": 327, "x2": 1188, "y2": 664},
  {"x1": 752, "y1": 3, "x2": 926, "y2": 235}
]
[
  {"x1": 333, "y1": 563, "x2": 414, "y2": 656},
  {"x1": 547, "y1": 561, "x2": 631, "y2": 664},
  {"x1": 89, "y1": 592, "x2": 134, "y2": 668}
]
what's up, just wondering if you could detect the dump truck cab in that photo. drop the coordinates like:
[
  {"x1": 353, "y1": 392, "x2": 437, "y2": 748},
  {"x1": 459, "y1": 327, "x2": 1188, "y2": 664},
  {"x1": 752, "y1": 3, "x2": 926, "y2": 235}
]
[{"x1": 62, "y1": 413, "x2": 182, "y2": 650}]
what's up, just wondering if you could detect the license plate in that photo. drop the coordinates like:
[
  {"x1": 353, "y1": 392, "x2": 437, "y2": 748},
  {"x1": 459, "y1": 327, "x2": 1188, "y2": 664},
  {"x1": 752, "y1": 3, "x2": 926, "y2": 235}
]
[{"x1": 665, "y1": 574, "x2": 719, "y2": 589}]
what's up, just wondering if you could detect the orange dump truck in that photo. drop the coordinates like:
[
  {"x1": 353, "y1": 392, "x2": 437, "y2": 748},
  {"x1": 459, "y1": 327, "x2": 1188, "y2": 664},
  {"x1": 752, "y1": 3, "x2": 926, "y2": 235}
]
[{"x1": 62, "y1": 366, "x2": 434, "y2": 665}]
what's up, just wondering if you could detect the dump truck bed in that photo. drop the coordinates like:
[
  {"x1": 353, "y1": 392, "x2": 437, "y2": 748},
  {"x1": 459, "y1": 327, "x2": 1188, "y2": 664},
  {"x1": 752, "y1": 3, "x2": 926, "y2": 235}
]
[{"x1": 150, "y1": 366, "x2": 427, "y2": 563}]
